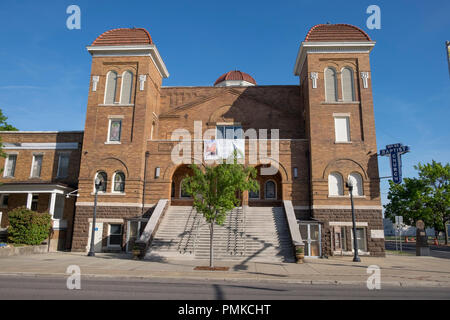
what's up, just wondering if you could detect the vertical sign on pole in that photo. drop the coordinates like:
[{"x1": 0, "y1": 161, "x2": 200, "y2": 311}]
[{"x1": 379, "y1": 143, "x2": 410, "y2": 184}]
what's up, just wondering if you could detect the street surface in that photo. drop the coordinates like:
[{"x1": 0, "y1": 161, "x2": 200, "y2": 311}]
[{"x1": 0, "y1": 275, "x2": 449, "y2": 300}]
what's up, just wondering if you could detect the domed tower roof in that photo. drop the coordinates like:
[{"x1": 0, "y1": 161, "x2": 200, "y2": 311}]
[
  {"x1": 214, "y1": 70, "x2": 256, "y2": 87},
  {"x1": 91, "y1": 28, "x2": 153, "y2": 46},
  {"x1": 87, "y1": 27, "x2": 169, "y2": 78},
  {"x1": 304, "y1": 23, "x2": 371, "y2": 42}
]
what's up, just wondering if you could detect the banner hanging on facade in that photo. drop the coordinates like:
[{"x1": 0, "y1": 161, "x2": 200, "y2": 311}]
[{"x1": 204, "y1": 139, "x2": 245, "y2": 160}]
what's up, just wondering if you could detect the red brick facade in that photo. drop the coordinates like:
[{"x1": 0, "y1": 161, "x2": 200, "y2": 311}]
[{"x1": 2, "y1": 24, "x2": 385, "y2": 257}]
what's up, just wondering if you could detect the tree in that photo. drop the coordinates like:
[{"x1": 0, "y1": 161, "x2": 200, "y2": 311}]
[
  {"x1": 0, "y1": 109, "x2": 17, "y2": 131},
  {"x1": 384, "y1": 160, "x2": 450, "y2": 244},
  {"x1": 0, "y1": 108, "x2": 17, "y2": 170},
  {"x1": 182, "y1": 158, "x2": 259, "y2": 268}
]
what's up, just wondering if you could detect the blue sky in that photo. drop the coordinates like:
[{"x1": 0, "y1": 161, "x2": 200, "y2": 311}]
[{"x1": 0, "y1": 0, "x2": 449, "y2": 206}]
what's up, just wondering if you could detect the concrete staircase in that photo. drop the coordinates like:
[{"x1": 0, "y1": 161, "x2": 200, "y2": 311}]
[{"x1": 145, "y1": 206, "x2": 294, "y2": 262}]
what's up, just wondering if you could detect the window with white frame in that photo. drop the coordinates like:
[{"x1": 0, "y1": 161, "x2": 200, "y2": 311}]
[
  {"x1": 341, "y1": 67, "x2": 355, "y2": 102},
  {"x1": 104, "y1": 71, "x2": 118, "y2": 104},
  {"x1": 30, "y1": 154, "x2": 43, "y2": 178},
  {"x1": 95, "y1": 171, "x2": 107, "y2": 193},
  {"x1": 348, "y1": 172, "x2": 363, "y2": 196},
  {"x1": 57, "y1": 153, "x2": 70, "y2": 178},
  {"x1": 108, "y1": 119, "x2": 122, "y2": 143},
  {"x1": 334, "y1": 116, "x2": 350, "y2": 142},
  {"x1": 325, "y1": 67, "x2": 338, "y2": 102},
  {"x1": 113, "y1": 172, "x2": 125, "y2": 193},
  {"x1": 3, "y1": 154, "x2": 17, "y2": 177},
  {"x1": 352, "y1": 227, "x2": 368, "y2": 252},
  {"x1": 328, "y1": 172, "x2": 344, "y2": 196},
  {"x1": 120, "y1": 71, "x2": 133, "y2": 105},
  {"x1": 108, "y1": 224, "x2": 122, "y2": 247}
]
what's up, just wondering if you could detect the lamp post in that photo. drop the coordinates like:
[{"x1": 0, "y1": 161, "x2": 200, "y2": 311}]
[
  {"x1": 88, "y1": 177, "x2": 102, "y2": 257},
  {"x1": 346, "y1": 180, "x2": 361, "y2": 262}
]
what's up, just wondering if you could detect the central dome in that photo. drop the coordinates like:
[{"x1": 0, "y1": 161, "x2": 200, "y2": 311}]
[{"x1": 214, "y1": 70, "x2": 256, "y2": 87}]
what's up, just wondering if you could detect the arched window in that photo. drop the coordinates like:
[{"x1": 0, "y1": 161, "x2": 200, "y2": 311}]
[
  {"x1": 95, "y1": 171, "x2": 107, "y2": 193},
  {"x1": 113, "y1": 172, "x2": 125, "y2": 193},
  {"x1": 264, "y1": 180, "x2": 276, "y2": 199},
  {"x1": 104, "y1": 71, "x2": 118, "y2": 104},
  {"x1": 348, "y1": 172, "x2": 363, "y2": 196},
  {"x1": 249, "y1": 182, "x2": 260, "y2": 199},
  {"x1": 171, "y1": 182, "x2": 175, "y2": 198},
  {"x1": 328, "y1": 172, "x2": 344, "y2": 196},
  {"x1": 325, "y1": 67, "x2": 338, "y2": 102},
  {"x1": 120, "y1": 71, "x2": 133, "y2": 104},
  {"x1": 341, "y1": 67, "x2": 355, "y2": 102}
]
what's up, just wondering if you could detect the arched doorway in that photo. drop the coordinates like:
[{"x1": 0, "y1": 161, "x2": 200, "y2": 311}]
[
  {"x1": 171, "y1": 164, "x2": 194, "y2": 206},
  {"x1": 248, "y1": 165, "x2": 282, "y2": 207}
]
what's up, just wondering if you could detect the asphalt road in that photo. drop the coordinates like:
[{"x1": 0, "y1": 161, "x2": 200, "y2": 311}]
[
  {"x1": 0, "y1": 275, "x2": 449, "y2": 300},
  {"x1": 385, "y1": 241, "x2": 450, "y2": 259}
]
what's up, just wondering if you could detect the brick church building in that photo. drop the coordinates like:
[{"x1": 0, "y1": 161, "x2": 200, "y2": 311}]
[{"x1": 0, "y1": 24, "x2": 385, "y2": 259}]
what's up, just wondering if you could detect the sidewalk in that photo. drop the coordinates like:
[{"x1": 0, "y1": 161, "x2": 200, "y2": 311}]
[{"x1": 0, "y1": 252, "x2": 449, "y2": 288}]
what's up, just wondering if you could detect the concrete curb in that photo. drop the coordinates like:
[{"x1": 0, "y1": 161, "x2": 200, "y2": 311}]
[{"x1": 0, "y1": 271, "x2": 448, "y2": 288}]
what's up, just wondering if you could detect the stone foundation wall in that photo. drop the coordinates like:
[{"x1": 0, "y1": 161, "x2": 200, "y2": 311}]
[
  {"x1": 71, "y1": 205, "x2": 154, "y2": 252},
  {"x1": 312, "y1": 209, "x2": 385, "y2": 257}
]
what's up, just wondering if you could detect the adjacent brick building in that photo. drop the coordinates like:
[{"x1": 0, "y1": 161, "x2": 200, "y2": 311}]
[{"x1": 1, "y1": 24, "x2": 385, "y2": 257}]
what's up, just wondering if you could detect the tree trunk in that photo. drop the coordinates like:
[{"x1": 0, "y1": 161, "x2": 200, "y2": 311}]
[
  {"x1": 445, "y1": 222, "x2": 449, "y2": 245},
  {"x1": 209, "y1": 222, "x2": 214, "y2": 268}
]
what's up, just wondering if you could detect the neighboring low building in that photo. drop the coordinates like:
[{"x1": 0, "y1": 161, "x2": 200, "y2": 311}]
[{"x1": 0, "y1": 131, "x2": 83, "y2": 251}]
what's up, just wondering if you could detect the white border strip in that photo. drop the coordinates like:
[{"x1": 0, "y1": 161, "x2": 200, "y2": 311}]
[
  {"x1": 76, "y1": 202, "x2": 155, "y2": 208},
  {"x1": 294, "y1": 205, "x2": 382, "y2": 210}
]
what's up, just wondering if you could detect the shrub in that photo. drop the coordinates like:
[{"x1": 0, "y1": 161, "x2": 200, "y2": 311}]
[{"x1": 7, "y1": 207, "x2": 52, "y2": 245}]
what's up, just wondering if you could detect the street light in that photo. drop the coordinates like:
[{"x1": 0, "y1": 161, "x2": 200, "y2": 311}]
[
  {"x1": 346, "y1": 179, "x2": 361, "y2": 262},
  {"x1": 87, "y1": 177, "x2": 102, "y2": 257}
]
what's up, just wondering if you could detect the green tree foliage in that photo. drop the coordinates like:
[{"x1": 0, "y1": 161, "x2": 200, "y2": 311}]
[
  {"x1": 7, "y1": 207, "x2": 52, "y2": 245},
  {"x1": 0, "y1": 109, "x2": 18, "y2": 160},
  {"x1": 183, "y1": 160, "x2": 259, "y2": 267},
  {"x1": 0, "y1": 109, "x2": 17, "y2": 131},
  {"x1": 384, "y1": 160, "x2": 450, "y2": 243}
]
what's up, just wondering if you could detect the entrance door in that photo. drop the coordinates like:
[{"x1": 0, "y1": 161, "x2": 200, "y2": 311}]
[
  {"x1": 87, "y1": 222, "x2": 103, "y2": 253},
  {"x1": 298, "y1": 222, "x2": 322, "y2": 257}
]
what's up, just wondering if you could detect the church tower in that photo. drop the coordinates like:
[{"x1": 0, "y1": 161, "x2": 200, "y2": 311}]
[
  {"x1": 294, "y1": 24, "x2": 385, "y2": 256},
  {"x1": 71, "y1": 28, "x2": 169, "y2": 252}
]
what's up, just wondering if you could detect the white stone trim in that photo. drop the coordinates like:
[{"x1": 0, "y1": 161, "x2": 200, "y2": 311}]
[
  {"x1": 370, "y1": 229, "x2": 385, "y2": 239},
  {"x1": 139, "y1": 75, "x2": 147, "y2": 91},
  {"x1": 2, "y1": 142, "x2": 79, "y2": 150},
  {"x1": 329, "y1": 221, "x2": 368, "y2": 227},
  {"x1": 313, "y1": 205, "x2": 383, "y2": 210},
  {"x1": 360, "y1": 72, "x2": 370, "y2": 88},
  {"x1": 76, "y1": 202, "x2": 154, "y2": 208},
  {"x1": 0, "y1": 184, "x2": 72, "y2": 194},
  {"x1": 88, "y1": 218, "x2": 124, "y2": 223},
  {"x1": 333, "y1": 112, "x2": 351, "y2": 117},
  {"x1": 86, "y1": 45, "x2": 169, "y2": 78},
  {"x1": 92, "y1": 76, "x2": 99, "y2": 92},
  {"x1": 310, "y1": 72, "x2": 319, "y2": 89},
  {"x1": 294, "y1": 41, "x2": 376, "y2": 76}
]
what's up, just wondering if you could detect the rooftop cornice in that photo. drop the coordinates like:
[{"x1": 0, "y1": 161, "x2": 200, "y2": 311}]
[
  {"x1": 293, "y1": 41, "x2": 376, "y2": 76},
  {"x1": 86, "y1": 44, "x2": 169, "y2": 78}
]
